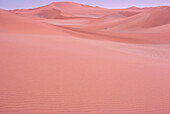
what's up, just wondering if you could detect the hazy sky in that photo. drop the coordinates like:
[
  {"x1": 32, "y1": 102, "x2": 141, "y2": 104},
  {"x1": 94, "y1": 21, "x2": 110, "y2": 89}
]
[{"x1": 0, "y1": 0, "x2": 170, "y2": 10}]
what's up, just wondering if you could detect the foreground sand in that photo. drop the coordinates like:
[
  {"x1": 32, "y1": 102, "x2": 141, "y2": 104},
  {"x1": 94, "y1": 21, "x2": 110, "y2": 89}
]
[{"x1": 0, "y1": 3, "x2": 170, "y2": 113}]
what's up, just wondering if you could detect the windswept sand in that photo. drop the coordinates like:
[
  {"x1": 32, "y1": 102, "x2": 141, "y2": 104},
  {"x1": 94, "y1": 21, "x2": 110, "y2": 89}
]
[{"x1": 0, "y1": 3, "x2": 170, "y2": 114}]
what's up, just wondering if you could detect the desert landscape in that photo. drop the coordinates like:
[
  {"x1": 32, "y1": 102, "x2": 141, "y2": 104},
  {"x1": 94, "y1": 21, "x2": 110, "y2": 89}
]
[{"x1": 0, "y1": 1, "x2": 170, "y2": 113}]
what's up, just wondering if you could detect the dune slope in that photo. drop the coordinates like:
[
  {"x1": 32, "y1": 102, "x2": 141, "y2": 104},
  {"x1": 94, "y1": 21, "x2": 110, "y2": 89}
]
[
  {"x1": 11, "y1": 2, "x2": 116, "y2": 19},
  {"x1": 82, "y1": 6, "x2": 170, "y2": 32}
]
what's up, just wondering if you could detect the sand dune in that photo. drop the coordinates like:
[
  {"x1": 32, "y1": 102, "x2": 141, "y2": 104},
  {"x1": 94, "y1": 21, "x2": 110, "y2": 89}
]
[
  {"x1": 11, "y1": 2, "x2": 115, "y2": 19},
  {"x1": 0, "y1": 2, "x2": 170, "y2": 114},
  {"x1": 82, "y1": 6, "x2": 170, "y2": 32},
  {"x1": 0, "y1": 10, "x2": 66, "y2": 34},
  {"x1": 141, "y1": 6, "x2": 170, "y2": 28},
  {"x1": 10, "y1": 5, "x2": 74, "y2": 19},
  {"x1": 48, "y1": 2, "x2": 115, "y2": 17}
]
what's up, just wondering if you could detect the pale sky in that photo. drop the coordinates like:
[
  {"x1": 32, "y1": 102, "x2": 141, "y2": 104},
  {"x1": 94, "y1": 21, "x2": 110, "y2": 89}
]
[{"x1": 0, "y1": 0, "x2": 170, "y2": 10}]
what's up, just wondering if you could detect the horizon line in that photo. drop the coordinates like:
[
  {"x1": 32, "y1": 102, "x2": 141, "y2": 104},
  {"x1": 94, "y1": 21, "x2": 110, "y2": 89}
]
[{"x1": 0, "y1": 1, "x2": 170, "y2": 10}]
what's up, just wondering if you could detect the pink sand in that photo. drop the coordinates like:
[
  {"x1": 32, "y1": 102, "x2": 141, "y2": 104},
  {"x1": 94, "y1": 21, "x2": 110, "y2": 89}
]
[{"x1": 0, "y1": 2, "x2": 170, "y2": 113}]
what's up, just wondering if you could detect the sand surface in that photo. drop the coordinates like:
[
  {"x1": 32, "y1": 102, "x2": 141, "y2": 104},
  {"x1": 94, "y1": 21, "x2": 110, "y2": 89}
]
[{"x1": 0, "y1": 3, "x2": 170, "y2": 114}]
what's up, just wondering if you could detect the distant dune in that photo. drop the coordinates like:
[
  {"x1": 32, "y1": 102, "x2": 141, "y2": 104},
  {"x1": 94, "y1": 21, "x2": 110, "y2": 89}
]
[
  {"x1": 10, "y1": 2, "x2": 114, "y2": 19},
  {"x1": 82, "y1": 6, "x2": 170, "y2": 32},
  {"x1": 0, "y1": 2, "x2": 170, "y2": 114}
]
